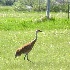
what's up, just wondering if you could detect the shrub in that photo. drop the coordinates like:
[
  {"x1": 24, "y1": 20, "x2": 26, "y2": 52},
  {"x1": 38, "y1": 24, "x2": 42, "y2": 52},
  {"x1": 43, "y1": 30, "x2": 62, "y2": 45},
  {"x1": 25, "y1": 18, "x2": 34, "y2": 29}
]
[{"x1": 50, "y1": 2, "x2": 68, "y2": 12}]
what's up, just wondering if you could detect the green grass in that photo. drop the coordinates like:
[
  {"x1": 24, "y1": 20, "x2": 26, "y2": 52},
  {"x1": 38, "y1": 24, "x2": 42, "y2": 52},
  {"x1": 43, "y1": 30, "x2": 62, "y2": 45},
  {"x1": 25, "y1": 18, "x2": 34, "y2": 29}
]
[
  {"x1": 0, "y1": 11, "x2": 70, "y2": 70},
  {"x1": 0, "y1": 15, "x2": 70, "y2": 30},
  {"x1": 0, "y1": 6, "x2": 13, "y2": 12},
  {"x1": 0, "y1": 11, "x2": 70, "y2": 31},
  {"x1": 0, "y1": 30, "x2": 70, "y2": 70}
]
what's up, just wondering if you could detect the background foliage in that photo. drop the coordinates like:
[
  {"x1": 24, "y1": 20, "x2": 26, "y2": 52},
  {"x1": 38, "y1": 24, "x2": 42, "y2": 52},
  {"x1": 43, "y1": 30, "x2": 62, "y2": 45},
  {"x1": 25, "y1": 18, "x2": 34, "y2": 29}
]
[{"x1": 0, "y1": 0, "x2": 69, "y2": 12}]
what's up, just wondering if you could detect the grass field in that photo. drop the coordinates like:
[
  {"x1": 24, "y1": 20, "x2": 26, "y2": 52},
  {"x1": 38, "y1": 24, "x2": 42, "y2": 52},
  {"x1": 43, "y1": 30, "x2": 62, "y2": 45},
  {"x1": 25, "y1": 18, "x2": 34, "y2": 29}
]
[{"x1": 0, "y1": 11, "x2": 70, "y2": 70}]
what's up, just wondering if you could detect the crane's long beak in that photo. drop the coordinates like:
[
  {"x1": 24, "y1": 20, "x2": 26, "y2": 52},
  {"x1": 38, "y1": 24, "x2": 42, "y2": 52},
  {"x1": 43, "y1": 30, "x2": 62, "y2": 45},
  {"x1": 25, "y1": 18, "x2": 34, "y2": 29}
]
[{"x1": 15, "y1": 54, "x2": 17, "y2": 58}]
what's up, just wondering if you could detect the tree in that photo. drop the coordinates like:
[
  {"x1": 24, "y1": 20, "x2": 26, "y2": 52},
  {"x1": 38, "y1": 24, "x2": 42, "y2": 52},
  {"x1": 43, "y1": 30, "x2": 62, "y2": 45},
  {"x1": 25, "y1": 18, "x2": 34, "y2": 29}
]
[{"x1": 0, "y1": 0, "x2": 15, "y2": 6}]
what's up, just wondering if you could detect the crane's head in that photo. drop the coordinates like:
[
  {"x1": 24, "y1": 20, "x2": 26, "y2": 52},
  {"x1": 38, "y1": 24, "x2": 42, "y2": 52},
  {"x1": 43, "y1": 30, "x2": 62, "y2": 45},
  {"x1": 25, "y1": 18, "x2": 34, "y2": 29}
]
[
  {"x1": 15, "y1": 49, "x2": 21, "y2": 58},
  {"x1": 36, "y1": 30, "x2": 42, "y2": 33}
]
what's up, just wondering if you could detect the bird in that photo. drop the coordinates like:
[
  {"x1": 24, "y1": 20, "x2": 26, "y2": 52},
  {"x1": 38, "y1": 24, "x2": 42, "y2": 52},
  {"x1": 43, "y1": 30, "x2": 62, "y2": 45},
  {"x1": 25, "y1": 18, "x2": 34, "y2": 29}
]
[{"x1": 15, "y1": 30, "x2": 42, "y2": 62}]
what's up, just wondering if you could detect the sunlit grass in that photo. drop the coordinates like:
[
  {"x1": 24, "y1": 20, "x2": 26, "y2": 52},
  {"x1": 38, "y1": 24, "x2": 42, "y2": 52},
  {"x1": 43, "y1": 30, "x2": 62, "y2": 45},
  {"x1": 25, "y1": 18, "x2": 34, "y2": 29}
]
[
  {"x1": 0, "y1": 29, "x2": 70, "y2": 70},
  {"x1": 0, "y1": 10, "x2": 70, "y2": 70},
  {"x1": 0, "y1": 11, "x2": 70, "y2": 31},
  {"x1": 0, "y1": 16, "x2": 70, "y2": 30}
]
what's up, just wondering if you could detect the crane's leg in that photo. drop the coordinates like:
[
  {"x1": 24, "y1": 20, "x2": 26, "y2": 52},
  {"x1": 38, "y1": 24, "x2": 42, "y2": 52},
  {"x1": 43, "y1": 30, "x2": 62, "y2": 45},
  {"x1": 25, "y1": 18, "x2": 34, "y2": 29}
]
[
  {"x1": 26, "y1": 54, "x2": 31, "y2": 62},
  {"x1": 24, "y1": 54, "x2": 27, "y2": 60}
]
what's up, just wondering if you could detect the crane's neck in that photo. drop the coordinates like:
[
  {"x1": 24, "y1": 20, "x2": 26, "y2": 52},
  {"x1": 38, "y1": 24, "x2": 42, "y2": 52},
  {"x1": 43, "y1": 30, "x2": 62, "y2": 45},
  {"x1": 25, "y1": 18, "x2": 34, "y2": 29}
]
[
  {"x1": 35, "y1": 31, "x2": 38, "y2": 40},
  {"x1": 32, "y1": 31, "x2": 38, "y2": 43}
]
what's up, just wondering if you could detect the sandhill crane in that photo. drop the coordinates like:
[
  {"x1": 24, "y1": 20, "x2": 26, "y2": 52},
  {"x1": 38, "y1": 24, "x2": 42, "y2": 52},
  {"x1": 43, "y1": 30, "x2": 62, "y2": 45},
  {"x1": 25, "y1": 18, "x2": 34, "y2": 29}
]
[{"x1": 15, "y1": 30, "x2": 42, "y2": 62}]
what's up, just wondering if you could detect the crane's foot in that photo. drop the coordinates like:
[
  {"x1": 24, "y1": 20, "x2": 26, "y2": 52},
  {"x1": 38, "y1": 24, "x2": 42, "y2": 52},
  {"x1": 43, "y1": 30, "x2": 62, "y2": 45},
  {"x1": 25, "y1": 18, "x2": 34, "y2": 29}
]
[
  {"x1": 27, "y1": 58, "x2": 34, "y2": 64},
  {"x1": 27, "y1": 58, "x2": 31, "y2": 62}
]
